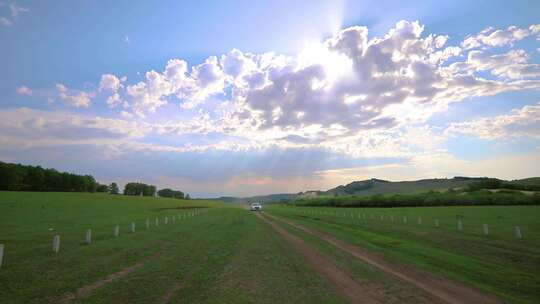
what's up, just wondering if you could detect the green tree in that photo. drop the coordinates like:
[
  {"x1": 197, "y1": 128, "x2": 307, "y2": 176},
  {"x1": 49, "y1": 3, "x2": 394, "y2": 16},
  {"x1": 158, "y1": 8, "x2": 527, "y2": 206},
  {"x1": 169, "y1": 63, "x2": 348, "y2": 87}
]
[{"x1": 109, "y1": 182, "x2": 119, "y2": 194}]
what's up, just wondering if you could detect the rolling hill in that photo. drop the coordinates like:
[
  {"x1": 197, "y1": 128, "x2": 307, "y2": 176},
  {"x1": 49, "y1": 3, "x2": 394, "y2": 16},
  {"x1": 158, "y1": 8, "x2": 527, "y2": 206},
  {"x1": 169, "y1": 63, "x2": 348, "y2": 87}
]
[
  {"x1": 214, "y1": 177, "x2": 540, "y2": 203},
  {"x1": 322, "y1": 177, "x2": 486, "y2": 196}
]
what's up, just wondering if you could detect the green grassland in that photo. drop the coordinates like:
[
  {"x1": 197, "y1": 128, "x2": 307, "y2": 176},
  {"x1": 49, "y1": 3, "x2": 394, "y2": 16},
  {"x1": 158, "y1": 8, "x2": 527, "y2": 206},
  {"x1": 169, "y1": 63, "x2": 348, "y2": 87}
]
[
  {"x1": 266, "y1": 205, "x2": 540, "y2": 304},
  {"x1": 0, "y1": 192, "x2": 343, "y2": 304},
  {"x1": 2, "y1": 191, "x2": 539, "y2": 303}
]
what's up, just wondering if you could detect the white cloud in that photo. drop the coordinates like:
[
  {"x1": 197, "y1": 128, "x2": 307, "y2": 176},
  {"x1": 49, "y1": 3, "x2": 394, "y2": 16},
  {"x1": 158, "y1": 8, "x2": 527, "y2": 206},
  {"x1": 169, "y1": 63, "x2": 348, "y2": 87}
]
[
  {"x1": 0, "y1": 2, "x2": 28, "y2": 27},
  {"x1": 21, "y1": 21, "x2": 540, "y2": 161},
  {"x1": 462, "y1": 25, "x2": 532, "y2": 49},
  {"x1": 0, "y1": 108, "x2": 149, "y2": 146},
  {"x1": 126, "y1": 71, "x2": 172, "y2": 117},
  {"x1": 16, "y1": 85, "x2": 32, "y2": 95},
  {"x1": 56, "y1": 84, "x2": 93, "y2": 108},
  {"x1": 0, "y1": 16, "x2": 12, "y2": 26},
  {"x1": 10, "y1": 3, "x2": 28, "y2": 17},
  {"x1": 99, "y1": 74, "x2": 122, "y2": 92},
  {"x1": 464, "y1": 49, "x2": 540, "y2": 79},
  {"x1": 99, "y1": 74, "x2": 124, "y2": 108},
  {"x1": 445, "y1": 102, "x2": 540, "y2": 140},
  {"x1": 106, "y1": 93, "x2": 122, "y2": 108}
]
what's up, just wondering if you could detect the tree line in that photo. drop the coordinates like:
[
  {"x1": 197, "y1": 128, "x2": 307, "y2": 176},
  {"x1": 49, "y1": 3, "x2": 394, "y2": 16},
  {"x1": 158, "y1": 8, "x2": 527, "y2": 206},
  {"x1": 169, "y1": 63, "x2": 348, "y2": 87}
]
[
  {"x1": 157, "y1": 188, "x2": 184, "y2": 199},
  {"x1": 0, "y1": 161, "x2": 118, "y2": 193},
  {"x1": 0, "y1": 161, "x2": 190, "y2": 198},
  {"x1": 122, "y1": 184, "x2": 190, "y2": 199},
  {"x1": 291, "y1": 189, "x2": 540, "y2": 208},
  {"x1": 467, "y1": 178, "x2": 540, "y2": 191},
  {"x1": 123, "y1": 182, "x2": 157, "y2": 196}
]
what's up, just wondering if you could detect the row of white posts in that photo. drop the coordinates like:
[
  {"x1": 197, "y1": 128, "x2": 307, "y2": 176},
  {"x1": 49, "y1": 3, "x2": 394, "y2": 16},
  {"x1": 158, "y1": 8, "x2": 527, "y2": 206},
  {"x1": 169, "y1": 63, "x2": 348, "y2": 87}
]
[
  {"x1": 299, "y1": 209, "x2": 524, "y2": 239},
  {"x1": 0, "y1": 210, "x2": 207, "y2": 269}
]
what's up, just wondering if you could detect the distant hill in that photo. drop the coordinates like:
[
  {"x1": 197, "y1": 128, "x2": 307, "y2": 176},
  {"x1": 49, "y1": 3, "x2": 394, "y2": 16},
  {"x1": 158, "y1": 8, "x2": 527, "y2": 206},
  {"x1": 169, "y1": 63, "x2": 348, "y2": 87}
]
[
  {"x1": 509, "y1": 177, "x2": 540, "y2": 187},
  {"x1": 213, "y1": 177, "x2": 540, "y2": 203},
  {"x1": 210, "y1": 193, "x2": 297, "y2": 204},
  {"x1": 313, "y1": 177, "x2": 488, "y2": 197}
]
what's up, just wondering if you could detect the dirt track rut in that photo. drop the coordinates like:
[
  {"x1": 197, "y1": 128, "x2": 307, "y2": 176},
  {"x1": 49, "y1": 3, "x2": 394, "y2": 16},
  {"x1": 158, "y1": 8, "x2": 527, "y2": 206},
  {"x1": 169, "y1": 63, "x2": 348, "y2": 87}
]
[
  {"x1": 265, "y1": 212, "x2": 502, "y2": 304},
  {"x1": 256, "y1": 212, "x2": 383, "y2": 304}
]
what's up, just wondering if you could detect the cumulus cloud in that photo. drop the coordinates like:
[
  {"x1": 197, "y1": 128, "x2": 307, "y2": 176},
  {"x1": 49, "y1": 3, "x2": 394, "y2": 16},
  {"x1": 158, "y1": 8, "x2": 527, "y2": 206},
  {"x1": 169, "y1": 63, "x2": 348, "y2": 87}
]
[
  {"x1": 462, "y1": 25, "x2": 533, "y2": 49},
  {"x1": 445, "y1": 102, "x2": 540, "y2": 140},
  {"x1": 16, "y1": 85, "x2": 32, "y2": 95},
  {"x1": 88, "y1": 20, "x2": 539, "y2": 159},
  {"x1": 99, "y1": 74, "x2": 122, "y2": 92},
  {"x1": 56, "y1": 84, "x2": 93, "y2": 108},
  {"x1": 102, "y1": 21, "x2": 539, "y2": 126},
  {"x1": 14, "y1": 20, "x2": 540, "y2": 167},
  {"x1": 99, "y1": 74, "x2": 125, "y2": 108},
  {"x1": 464, "y1": 49, "x2": 540, "y2": 79}
]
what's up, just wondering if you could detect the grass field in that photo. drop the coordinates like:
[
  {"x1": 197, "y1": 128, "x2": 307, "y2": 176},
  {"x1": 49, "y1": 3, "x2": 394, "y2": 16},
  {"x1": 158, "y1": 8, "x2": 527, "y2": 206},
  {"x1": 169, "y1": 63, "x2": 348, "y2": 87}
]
[
  {"x1": 0, "y1": 192, "x2": 343, "y2": 304},
  {"x1": 266, "y1": 205, "x2": 540, "y2": 304},
  {"x1": 1, "y1": 192, "x2": 539, "y2": 303}
]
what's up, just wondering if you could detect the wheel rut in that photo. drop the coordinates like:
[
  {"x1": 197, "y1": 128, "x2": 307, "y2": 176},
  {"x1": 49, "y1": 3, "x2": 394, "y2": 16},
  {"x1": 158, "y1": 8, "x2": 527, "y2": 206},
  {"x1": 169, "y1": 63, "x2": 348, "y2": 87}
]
[
  {"x1": 255, "y1": 212, "x2": 383, "y2": 304},
  {"x1": 265, "y1": 212, "x2": 503, "y2": 304}
]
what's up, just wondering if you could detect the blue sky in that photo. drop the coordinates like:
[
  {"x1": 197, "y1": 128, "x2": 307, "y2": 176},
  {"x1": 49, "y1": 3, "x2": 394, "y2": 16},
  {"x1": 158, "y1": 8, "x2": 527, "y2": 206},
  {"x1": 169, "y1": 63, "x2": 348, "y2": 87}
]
[{"x1": 1, "y1": 0, "x2": 539, "y2": 197}]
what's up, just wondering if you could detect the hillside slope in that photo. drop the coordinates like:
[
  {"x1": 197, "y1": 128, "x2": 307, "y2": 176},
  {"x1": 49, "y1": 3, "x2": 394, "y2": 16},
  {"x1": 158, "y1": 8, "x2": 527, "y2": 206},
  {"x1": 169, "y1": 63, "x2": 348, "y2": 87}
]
[{"x1": 323, "y1": 177, "x2": 485, "y2": 196}]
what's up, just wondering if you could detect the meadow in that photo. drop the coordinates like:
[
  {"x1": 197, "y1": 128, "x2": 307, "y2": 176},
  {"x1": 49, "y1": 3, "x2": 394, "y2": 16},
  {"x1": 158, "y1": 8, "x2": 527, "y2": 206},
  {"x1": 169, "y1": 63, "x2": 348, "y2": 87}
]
[
  {"x1": 1, "y1": 191, "x2": 539, "y2": 303},
  {"x1": 266, "y1": 205, "x2": 540, "y2": 304},
  {"x1": 0, "y1": 192, "x2": 342, "y2": 304}
]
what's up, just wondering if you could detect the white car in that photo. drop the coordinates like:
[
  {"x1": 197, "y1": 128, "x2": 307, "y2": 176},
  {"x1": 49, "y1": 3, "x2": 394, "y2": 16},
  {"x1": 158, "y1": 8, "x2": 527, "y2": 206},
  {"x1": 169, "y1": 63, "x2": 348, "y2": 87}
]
[{"x1": 250, "y1": 203, "x2": 262, "y2": 211}]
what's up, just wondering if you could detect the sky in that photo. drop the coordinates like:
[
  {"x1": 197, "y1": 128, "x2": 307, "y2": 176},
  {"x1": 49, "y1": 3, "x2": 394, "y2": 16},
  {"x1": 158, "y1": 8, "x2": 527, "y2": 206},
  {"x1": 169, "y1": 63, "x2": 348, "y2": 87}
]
[{"x1": 1, "y1": 0, "x2": 540, "y2": 197}]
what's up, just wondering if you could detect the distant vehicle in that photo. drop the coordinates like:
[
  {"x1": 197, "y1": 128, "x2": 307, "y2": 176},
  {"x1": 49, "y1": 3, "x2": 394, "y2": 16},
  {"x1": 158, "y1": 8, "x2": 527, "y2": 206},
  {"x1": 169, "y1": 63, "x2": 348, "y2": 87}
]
[{"x1": 250, "y1": 203, "x2": 262, "y2": 211}]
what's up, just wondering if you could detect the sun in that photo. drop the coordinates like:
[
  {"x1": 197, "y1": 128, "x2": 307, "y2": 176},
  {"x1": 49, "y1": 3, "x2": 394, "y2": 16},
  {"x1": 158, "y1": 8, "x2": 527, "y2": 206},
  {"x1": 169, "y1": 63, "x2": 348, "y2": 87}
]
[{"x1": 297, "y1": 40, "x2": 354, "y2": 88}]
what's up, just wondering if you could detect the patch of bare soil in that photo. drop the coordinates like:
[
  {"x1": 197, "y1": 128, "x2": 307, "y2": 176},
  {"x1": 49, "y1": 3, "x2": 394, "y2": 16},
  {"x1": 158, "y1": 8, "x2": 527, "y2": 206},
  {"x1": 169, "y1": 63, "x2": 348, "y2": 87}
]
[
  {"x1": 58, "y1": 263, "x2": 144, "y2": 304},
  {"x1": 266, "y1": 213, "x2": 503, "y2": 304},
  {"x1": 158, "y1": 282, "x2": 184, "y2": 304},
  {"x1": 58, "y1": 251, "x2": 161, "y2": 304},
  {"x1": 255, "y1": 213, "x2": 384, "y2": 304}
]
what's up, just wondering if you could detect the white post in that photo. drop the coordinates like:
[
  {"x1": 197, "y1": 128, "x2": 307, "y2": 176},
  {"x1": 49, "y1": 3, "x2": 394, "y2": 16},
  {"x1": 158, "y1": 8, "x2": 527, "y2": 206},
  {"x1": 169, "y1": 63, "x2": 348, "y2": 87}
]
[
  {"x1": 0, "y1": 244, "x2": 4, "y2": 269},
  {"x1": 146, "y1": 219, "x2": 150, "y2": 229},
  {"x1": 457, "y1": 219, "x2": 463, "y2": 231},
  {"x1": 155, "y1": 218, "x2": 159, "y2": 226},
  {"x1": 418, "y1": 217, "x2": 422, "y2": 225},
  {"x1": 52, "y1": 235, "x2": 60, "y2": 253},
  {"x1": 435, "y1": 219, "x2": 439, "y2": 227},
  {"x1": 131, "y1": 222, "x2": 136, "y2": 233},
  {"x1": 165, "y1": 217, "x2": 168, "y2": 225},
  {"x1": 380, "y1": 215, "x2": 383, "y2": 221},
  {"x1": 85, "y1": 229, "x2": 92, "y2": 244},
  {"x1": 114, "y1": 225, "x2": 119, "y2": 237},
  {"x1": 403, "y1": 216, "x2": 407, "y2": 223},
  {"x1": 515, "y1": 226, "x2": 522, "y2": 239},
  {"x1": 482, "y1": 224, "x2": 489, "y2": 236}
]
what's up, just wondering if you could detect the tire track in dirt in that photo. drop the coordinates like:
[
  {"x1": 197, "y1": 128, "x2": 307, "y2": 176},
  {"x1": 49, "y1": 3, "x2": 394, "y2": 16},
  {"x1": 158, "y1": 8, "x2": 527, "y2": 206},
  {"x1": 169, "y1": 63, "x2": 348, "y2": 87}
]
[
  {"x1": 58, "y1": 250, "x2": 161, "y2": 304},
  {"x1": 159, "y1": 282, "x2": 184, "y2": 304},
  {"x1": 255, "y1": 212, "x2": 383, "y2": 304},
  {"x1": 266, "y1": 212, "x2": 503, "y2": 304}
]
